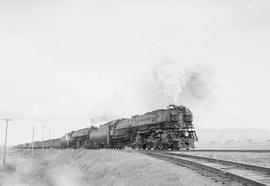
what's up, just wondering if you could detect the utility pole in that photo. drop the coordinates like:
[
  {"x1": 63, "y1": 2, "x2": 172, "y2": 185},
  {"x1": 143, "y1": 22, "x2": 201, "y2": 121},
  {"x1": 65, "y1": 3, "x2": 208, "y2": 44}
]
[
  {"x1": 49, "y1": 129, "x2": 51, "y2": 148},
  {"x1": 2, "y1": 119, "x2": 11, "y2": 166},
  {"x1": 30, "y1": 127, "x2": 36, "y2": 158},
  {"x1": 41, "y1": 126, "x2": 46, "y2": 150}
]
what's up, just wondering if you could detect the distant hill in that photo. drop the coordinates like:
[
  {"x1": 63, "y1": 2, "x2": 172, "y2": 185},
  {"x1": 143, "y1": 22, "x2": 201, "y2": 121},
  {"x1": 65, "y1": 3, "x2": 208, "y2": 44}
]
[{"x1": 195, "y1": 129, "x2": 270, "y2": 150}]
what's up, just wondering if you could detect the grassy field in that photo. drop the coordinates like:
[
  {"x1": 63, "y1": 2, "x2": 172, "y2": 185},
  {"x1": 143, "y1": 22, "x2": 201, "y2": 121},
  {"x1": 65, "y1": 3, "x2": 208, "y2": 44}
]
[
  {"x1": 179, "y1": 151, "x2": 270, "y2": 167},
  {"x1": 0, "y1": 148, "x2": 224, "y2": 186}
]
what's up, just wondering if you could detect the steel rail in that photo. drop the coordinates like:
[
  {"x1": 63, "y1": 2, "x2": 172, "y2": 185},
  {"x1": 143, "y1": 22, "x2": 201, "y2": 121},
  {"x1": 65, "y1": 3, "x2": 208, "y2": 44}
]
[
  {"x1": 179, "y1": 149, "x2": 270, "y2": 153},
  {"x1": 167, "y1": 152, "x2": 270, "y2": 174},
  {"x1": 143, "y1": 151, "x2": 270, "y2": 186}
]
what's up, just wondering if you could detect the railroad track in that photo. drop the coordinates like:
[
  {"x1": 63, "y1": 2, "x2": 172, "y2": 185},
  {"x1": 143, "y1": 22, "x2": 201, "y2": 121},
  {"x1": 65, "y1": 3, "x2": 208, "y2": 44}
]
[
  {"x1": 143, "y1": 151, "x2": 270, "y2": 186},
  {"x1": 178, "y1": 149, "x2": 270, "y2": 153}
]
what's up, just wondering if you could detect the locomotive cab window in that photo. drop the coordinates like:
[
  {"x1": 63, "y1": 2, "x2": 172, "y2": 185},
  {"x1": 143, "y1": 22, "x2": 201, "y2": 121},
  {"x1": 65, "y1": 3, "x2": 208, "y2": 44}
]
[{"x1": 170, "y1": 114, "x2": 177, "y2": 121}]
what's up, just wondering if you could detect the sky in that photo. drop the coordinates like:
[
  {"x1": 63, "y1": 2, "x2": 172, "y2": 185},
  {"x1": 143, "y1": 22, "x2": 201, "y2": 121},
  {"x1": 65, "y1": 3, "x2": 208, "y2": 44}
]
[{"x1": 0, "y1": 0, "x2": 270, "y2": 145}]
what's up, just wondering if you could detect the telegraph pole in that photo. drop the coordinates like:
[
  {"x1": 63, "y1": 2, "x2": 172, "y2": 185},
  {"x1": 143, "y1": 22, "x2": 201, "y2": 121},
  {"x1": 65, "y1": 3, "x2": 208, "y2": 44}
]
[
  {"x1": 41, "y1": 126, "x2": 46, "y2": 150},
  {"x1": 48, "y1": 129, "x2": 51, "y2": 148},
  {"x1": 2, "y1": 119, "x2": 11, "y2": 166},
  {"x1": 31, "y1": 127, "x2": 36, "y2": 158}
]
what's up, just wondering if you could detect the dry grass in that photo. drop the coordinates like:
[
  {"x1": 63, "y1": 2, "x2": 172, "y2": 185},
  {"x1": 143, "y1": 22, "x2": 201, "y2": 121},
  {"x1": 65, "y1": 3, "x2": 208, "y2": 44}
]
[{"x1": 0, "y1": 148, "x2": 224, "y2": 186}]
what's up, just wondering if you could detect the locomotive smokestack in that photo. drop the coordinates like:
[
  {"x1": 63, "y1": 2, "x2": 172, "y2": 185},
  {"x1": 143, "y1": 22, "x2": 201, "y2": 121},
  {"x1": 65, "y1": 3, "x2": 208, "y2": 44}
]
[{"x1": 107, "y1": 123, "x2": 111, "y2": 147}]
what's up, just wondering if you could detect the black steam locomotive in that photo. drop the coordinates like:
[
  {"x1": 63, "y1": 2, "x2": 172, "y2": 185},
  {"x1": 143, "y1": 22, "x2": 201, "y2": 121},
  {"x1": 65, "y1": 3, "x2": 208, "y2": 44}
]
[{"x1": 16, "y1": 105, "x2": 198, "y2": 150}]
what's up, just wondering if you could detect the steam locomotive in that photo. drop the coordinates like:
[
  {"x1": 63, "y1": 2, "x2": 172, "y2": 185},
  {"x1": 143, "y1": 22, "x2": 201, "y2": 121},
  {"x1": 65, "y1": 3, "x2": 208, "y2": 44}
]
[{"x1": 16, "y1": 105, "x2": 198, "y2": 150}]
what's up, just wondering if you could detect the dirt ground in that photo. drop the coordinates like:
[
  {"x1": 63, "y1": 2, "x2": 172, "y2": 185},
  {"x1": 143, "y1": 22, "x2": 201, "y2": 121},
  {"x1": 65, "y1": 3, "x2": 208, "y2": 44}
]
[
  {"x1": 178, "y1": 151, "x2": 270, "y2": 167},
  {"x1": 0, "y1": 148, "x2": 225, "y2": 186}
]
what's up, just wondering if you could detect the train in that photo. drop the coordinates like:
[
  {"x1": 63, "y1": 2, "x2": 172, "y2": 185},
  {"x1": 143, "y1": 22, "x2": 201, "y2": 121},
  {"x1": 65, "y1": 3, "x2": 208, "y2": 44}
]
[{"x1": 15, "y1": 105, "x2": 198, "y2": 150}]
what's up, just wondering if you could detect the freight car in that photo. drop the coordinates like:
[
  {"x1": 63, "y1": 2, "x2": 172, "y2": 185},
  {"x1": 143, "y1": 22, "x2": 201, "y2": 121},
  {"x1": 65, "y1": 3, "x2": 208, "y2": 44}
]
[
  {"x1": 43, "y1": 138, "x2": 61, "y2": 148},
  {"x1": 17, "y1": 105, "x2": 198, "y2": 150}
]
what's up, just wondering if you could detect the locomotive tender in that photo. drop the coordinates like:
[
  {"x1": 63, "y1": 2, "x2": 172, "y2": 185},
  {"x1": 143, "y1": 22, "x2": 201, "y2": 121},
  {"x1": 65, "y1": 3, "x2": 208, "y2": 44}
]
[{"x1": 16, "y1": 105, "x2": 198, "y2": 150}]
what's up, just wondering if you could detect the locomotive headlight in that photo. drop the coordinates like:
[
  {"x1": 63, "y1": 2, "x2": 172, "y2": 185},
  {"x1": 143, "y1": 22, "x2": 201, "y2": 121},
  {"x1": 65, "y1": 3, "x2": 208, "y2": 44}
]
[{"x1": 184, "y1": 131, "x2": 189, "y2": 137}]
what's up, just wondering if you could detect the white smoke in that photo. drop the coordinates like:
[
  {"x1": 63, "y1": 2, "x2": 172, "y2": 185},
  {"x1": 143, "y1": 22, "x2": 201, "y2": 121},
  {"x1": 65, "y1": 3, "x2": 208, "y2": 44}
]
[{"x1": 151, "y1": 60, "x2": 216, "y2": 106}]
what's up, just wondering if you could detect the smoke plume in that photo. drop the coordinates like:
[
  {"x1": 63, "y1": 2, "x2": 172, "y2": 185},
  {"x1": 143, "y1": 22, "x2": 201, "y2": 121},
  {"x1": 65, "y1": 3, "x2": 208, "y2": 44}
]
[{"x1": 151, "y1": 60, "x2": 215, "y2": 106}]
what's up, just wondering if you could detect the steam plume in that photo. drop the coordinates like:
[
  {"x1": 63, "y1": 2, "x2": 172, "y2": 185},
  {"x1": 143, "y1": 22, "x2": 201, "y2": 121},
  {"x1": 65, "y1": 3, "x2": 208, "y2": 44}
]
[{"x1": 151, "y1": 60, "x2": 216, "y2": 106}]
